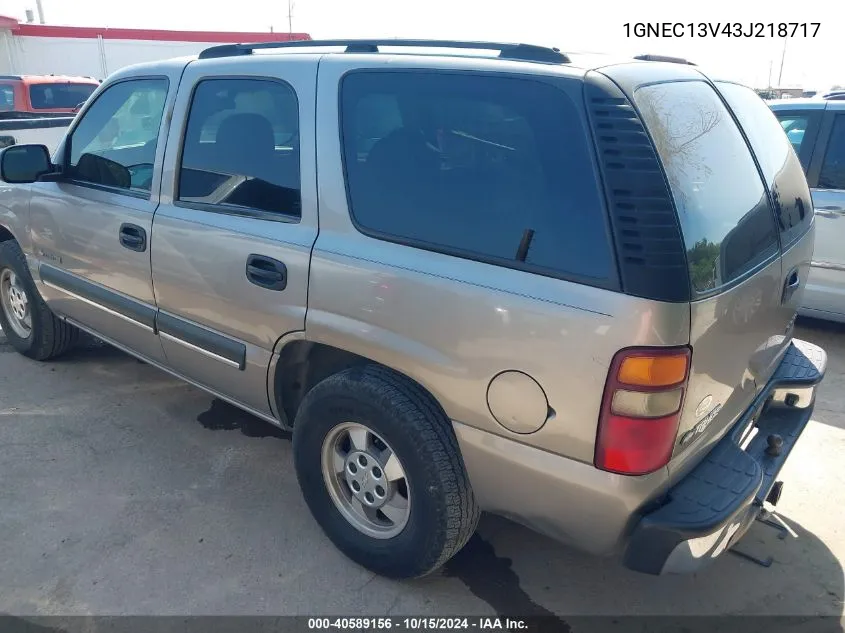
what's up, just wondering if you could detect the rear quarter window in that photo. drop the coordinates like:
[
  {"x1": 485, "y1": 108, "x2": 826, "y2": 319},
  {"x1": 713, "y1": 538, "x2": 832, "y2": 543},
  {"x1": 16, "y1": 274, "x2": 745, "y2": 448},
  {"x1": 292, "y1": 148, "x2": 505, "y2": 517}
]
[
  {"x1": 634, "y1": 80, "x2": 778, "y2": 294},
  {"x1": 340, "y1": 71, "x2": 615, "y2": 285},
  {"x1": 716, "y1": 82, "x2": 813, "y2": 248}
]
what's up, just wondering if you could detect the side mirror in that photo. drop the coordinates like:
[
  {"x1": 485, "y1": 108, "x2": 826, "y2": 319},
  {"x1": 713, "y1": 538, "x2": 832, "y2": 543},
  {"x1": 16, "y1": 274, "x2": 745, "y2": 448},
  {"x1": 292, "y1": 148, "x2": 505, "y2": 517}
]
[{"x1": 0, "y1": 144, "x2": 52, "y2": 184}]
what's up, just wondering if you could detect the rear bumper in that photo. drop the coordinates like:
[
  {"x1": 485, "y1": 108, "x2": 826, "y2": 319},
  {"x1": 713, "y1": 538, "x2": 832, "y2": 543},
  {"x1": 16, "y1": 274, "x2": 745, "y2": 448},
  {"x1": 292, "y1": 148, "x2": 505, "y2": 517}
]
[{"x1": 624, "y1": 339, "x2": 827, "y2": 575}]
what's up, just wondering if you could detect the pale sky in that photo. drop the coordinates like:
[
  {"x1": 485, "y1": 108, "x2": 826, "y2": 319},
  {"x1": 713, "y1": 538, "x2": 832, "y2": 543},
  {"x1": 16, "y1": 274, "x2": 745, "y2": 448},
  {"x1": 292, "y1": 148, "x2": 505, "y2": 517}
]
[{"x1": 1, "y1": 0, "x2": 841, "y2": 90}]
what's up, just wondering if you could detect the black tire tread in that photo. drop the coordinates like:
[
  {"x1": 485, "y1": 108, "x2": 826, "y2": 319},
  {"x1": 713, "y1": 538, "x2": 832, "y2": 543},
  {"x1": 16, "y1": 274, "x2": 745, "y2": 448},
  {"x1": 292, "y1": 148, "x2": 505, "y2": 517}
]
[
  {"x1": 0, "y1": 240, "x2": 79, "y2": 360},
  {"x1": 295, "y1": 364, "x2": 480, "y2": 578}
]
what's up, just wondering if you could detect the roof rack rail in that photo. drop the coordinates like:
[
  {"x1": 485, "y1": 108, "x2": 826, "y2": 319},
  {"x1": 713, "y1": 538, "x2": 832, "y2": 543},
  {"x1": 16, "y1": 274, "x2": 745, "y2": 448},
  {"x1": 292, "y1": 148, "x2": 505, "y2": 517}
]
[
  {"x1": 198, "y1": 38, "x2": 570, "y2": 64},
  {"x1": 822, "y1": 90, "x2": 845, "y2": 100},
  {"x1": 633, "y1": 54, "x2": 696, "y2": 66}
]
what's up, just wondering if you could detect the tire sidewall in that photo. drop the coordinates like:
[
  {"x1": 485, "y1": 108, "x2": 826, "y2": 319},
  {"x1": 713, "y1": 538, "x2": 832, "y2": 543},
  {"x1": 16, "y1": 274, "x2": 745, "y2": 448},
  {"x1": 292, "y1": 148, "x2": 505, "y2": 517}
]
[
  {"x1": 0, "y1": 241, "x2": 39, "y2": 355},
  {"x1": 293, "y1": 381, "x2": 450, "y2": 577}
]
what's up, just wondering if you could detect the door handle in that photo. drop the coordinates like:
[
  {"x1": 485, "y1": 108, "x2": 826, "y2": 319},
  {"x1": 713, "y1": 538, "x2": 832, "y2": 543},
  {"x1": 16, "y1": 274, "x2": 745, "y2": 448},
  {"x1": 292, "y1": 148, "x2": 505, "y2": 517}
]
[
  {"x1": 119, "y1": 223, "x2": 147, "y2": 252},
  {"x1": 782, "y1": 268, "x2": 801, "y2": 304},
  {"x1": 245, "y1": 254, "x2": 287, "y2": 291},
  {"x1": 814, "y1": 206, "x2": 845, "y2": 218}
]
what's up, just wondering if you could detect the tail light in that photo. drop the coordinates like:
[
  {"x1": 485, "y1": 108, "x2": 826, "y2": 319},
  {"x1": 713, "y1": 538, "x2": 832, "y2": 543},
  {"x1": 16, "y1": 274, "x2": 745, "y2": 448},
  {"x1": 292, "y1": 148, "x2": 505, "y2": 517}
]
[{"x1": 594, "y1": 347, "x2": 691, "y2": 476}]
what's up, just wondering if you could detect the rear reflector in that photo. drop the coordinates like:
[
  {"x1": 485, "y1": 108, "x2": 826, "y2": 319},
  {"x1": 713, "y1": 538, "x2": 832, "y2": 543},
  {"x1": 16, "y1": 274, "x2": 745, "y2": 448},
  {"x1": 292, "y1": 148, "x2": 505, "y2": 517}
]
[{"x1": 595, "y1": 347, "x2": 691, "y2": 476}]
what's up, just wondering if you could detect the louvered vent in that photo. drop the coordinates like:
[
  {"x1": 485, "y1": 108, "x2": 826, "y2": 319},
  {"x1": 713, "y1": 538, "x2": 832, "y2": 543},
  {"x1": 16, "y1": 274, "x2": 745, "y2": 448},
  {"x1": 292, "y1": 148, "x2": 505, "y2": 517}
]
[{"x1": 585, "y1": 81, "x2": 690, "y2": 303}]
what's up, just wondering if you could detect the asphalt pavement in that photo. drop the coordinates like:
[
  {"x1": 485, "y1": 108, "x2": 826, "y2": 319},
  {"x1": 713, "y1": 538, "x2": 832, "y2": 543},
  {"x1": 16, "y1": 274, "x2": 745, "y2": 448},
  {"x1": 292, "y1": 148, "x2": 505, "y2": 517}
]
[{"x1": 1, "y1": 320, "x2": 843, "y2": 624}]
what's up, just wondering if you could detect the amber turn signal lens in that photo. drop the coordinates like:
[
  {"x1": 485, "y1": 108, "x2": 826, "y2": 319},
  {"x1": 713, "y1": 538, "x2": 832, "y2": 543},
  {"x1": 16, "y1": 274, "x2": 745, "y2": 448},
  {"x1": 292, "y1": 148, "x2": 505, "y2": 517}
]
[{"x1": 617, "y1": 354, "x2": 688, "y2": 388}]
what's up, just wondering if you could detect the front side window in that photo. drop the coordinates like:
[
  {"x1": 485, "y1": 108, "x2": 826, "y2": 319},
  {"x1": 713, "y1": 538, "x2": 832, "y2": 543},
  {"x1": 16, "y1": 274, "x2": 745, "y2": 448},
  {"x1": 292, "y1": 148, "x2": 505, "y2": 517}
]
[
  {"x1": 818, "y1": 115, "x2": 845, "y2": 191},
  {"x1": 776, "y1": 115, "x2": 811, "y2": 156},
  {"x1": 635, "y1": 80, "x2": 778, "y2": 294},
  {"x1": 177, "y1": 78, "x2": 301, "y2": 219},
  {"x1": 0, "y1": 85, "x2": 14, "y2": 111},
  {"x1": 67, "y1": 78, "x2": 168, "y2": 194},
  {"x1": 340, "y1": 71, "x2": 614, "y2": 283},
  {"x1": 29, "y1": 83, "x2": 97, "y2": 110}
]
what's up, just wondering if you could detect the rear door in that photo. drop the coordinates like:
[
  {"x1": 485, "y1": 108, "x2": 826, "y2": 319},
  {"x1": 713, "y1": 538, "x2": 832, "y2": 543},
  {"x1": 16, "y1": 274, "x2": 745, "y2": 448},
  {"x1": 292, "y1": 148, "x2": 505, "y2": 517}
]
[
  {"x1": 151, "y1": 54, "x2": 318, "y2": 417},
  {"x1": 793, "y1": 108, "x2": 845, "y2": 320},
  {"x1": 633, "y1": 80, "x2": 806, "y2": 475}
]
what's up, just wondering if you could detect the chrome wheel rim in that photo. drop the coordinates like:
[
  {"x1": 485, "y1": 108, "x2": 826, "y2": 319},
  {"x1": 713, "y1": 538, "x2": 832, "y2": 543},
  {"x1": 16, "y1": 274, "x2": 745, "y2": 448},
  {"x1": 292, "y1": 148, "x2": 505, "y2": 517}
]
[
  {"x1": 321, "y1": 422, "x2": 411, "y2": 539},
  {"x1": 0, "y1": 268, "x2": 32, "y2": 339}
]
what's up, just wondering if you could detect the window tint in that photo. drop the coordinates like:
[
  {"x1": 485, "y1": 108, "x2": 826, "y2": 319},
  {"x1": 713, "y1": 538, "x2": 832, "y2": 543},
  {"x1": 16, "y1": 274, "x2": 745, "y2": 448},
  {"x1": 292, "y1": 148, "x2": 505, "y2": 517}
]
[
  {"x1": 29, "y1": 83, "x2": 97, "y2": 110},
  {"x1": 819, "y1": 115, "x2": 845, "y2": 190},
  {"x1": 178, "y1": 78, "x2": 300, "y2": 219},
  {"x1": 635, "y1": 81, "x2": 778, "y2": 294},
  {"x1": 340, "y1": 72, "x2": 613, "y2": 282},
  {"x1": 0, "y1": 85, "x2": 14, "y2": 111},
  {"x1": 67, "y1": 78, "x2": 168, "y2": 194},
  {"x1": 717, "y1": 82, "x2": 813, "y2": 247}
]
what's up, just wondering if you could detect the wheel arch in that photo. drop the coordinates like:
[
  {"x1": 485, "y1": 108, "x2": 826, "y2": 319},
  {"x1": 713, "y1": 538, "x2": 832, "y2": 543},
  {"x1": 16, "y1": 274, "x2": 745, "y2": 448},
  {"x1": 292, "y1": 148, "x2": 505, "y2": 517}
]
[{"x1": 270, "y1": 338, "x2": 449, "y2": 429}]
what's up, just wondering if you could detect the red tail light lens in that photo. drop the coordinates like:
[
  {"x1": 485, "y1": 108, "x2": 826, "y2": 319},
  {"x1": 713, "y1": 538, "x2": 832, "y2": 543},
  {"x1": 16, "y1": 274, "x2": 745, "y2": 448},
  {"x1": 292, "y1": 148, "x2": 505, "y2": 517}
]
[{"x1": 595, "y1": 347, "x2": 691, "y2": 476}]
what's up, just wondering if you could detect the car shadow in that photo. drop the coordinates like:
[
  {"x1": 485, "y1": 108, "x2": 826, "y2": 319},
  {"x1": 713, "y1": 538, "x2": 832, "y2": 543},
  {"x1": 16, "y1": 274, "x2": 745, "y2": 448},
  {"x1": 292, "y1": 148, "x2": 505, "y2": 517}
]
[{"x1": 436, "y1": 512, "x2": 844, "y2": 624}]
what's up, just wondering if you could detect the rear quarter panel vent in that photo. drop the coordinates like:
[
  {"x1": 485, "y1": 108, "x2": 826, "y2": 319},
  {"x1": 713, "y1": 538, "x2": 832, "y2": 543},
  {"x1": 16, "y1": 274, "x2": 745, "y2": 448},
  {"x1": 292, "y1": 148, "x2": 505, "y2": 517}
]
[{"x1": 584, "y1": 73, "x2": 691, "y2": 303}]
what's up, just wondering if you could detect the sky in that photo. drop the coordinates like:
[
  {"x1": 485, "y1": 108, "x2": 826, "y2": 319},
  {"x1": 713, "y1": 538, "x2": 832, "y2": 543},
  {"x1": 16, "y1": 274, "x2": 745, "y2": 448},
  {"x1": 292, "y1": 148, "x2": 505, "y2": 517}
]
[{"x1": 0, "y1": 0, "x2": 841, "y2": 91}]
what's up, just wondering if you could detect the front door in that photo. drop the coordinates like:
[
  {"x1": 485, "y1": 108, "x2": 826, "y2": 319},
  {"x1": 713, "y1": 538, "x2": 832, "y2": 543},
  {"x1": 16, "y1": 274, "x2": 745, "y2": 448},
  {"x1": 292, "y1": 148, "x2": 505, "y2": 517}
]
[
  {"x1": 150, "y1": 55, "x2": 318, "y2": 417},
  {"x1": 29, "y1": 69, "x2": 182, "y2": 361},
  {"x1": 805, "y1": 112, "x2": 845, "y2": 319}
]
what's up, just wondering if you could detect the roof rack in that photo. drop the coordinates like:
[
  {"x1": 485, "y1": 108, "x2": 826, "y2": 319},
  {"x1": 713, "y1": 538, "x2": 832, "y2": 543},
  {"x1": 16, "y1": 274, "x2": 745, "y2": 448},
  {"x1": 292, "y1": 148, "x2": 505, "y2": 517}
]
[
  {"x1": 633, "y1": 54, "x2": 696, "y2": 66},
  {"x1": 822, "y1": 90, "x2": 845, "y2": 101},
  {"x1": 198, "y1": 38, "x2": 570, "y2": 64}
]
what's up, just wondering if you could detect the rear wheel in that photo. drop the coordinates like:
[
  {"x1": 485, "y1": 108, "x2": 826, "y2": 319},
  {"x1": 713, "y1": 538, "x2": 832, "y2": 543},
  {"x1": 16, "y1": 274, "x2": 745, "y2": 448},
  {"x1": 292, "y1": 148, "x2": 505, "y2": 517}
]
[
  {"x1": 292, "y1": 365, "x2": 480, "y2": 578},
  {"x1": 0, "y1": 240, "x2": 79, "y2": 360}
]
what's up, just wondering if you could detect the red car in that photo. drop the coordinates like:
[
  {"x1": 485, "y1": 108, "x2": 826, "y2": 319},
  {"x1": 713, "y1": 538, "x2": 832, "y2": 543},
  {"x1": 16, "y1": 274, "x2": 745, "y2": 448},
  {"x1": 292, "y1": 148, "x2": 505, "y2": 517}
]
[{"x1": 0, "y1": 74, "x2": 99, "y2": 115}]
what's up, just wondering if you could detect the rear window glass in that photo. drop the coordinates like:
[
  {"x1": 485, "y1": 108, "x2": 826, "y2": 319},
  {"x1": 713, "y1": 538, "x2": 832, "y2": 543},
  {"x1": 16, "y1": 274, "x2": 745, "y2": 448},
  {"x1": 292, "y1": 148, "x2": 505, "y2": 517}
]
[
  {"x1": 635, "y1": 80, "x2": 778, "y2": 294},
  {"x1": 340, "y1": 71, "x2": 614, "y2": 283},
  {"x1": 29, "y1": 83, "x2": 97, "y2": 110},
  {"x1": 717, "y1": 82, "x2": 813, "y2": 247}
]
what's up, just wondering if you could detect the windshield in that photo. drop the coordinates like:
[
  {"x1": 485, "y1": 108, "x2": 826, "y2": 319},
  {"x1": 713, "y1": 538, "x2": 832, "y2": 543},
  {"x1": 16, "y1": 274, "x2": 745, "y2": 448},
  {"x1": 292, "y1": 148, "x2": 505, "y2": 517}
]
[{"x1": 29, "y1": 83, "x2": 97, "y2": 110}]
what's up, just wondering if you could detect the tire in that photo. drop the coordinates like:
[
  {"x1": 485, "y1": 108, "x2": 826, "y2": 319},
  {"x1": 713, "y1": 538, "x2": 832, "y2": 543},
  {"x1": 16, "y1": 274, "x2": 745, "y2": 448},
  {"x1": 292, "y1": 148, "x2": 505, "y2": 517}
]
[
  {"x1": 293, "y1": 364, "x2": 480, "y2": 578},
  {"x1": 0, "y1": 240, "x2": 79, "y2": 360}
]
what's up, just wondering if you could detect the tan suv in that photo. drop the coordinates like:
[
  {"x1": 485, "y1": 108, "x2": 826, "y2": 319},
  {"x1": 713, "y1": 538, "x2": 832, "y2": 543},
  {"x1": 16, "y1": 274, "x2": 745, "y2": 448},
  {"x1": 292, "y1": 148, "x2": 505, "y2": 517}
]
[{"x1": 0, "y1": 39, "x2": 828, "y2": 579}]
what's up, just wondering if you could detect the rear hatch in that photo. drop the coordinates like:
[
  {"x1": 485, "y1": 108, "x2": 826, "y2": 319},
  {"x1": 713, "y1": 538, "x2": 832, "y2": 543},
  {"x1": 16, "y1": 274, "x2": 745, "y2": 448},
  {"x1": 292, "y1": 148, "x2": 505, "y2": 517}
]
[{"x1": 631, "y1": 77, "x2": 814, "y2": 476}]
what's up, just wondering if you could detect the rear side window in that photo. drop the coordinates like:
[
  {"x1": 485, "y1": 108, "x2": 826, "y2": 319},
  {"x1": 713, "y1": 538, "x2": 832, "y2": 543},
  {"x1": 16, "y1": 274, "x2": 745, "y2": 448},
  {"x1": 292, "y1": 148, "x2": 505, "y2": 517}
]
[
  {"x1": 635, "y1": 81, "x2": 778, "y2": 294},
  {"x1": 819, "y1": 115, "x2": 845, "y2": 190},
  {"x1": 29, "y1": 83, "x2": 97, "y2": 110},
  {"x1": 717, "y1": 82, "x2": 813, "y2": 247},
  {"x1": 178, "y1": 78, "x2": 301, "y2": 219},
  {"x1": 340, "y1": 71, "x2": 614, "y2": 284}
]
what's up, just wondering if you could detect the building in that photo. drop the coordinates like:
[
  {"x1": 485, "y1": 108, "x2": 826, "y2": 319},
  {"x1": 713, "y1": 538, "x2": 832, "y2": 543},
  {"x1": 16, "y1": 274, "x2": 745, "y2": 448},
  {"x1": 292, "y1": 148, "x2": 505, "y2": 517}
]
[{"x1": 0, "y1": 15, "x2": 310, "y2": 80}]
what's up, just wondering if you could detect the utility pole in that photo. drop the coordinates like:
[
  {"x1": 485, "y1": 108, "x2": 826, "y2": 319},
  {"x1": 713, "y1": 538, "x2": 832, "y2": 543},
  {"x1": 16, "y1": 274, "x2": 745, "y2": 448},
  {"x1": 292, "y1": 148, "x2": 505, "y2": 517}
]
[
  {"x1": 34, "y1": 0, "x2": 45, "y2": 23},
  {"x1": 777, "y1": 37, "x2": 788, "y2": 87},
  {"x1": 287, "y1": 0, "x2": 295, "y2": 35},
  {"x1": 767, "y1": 60, "x2": 773, "y2": 93}
]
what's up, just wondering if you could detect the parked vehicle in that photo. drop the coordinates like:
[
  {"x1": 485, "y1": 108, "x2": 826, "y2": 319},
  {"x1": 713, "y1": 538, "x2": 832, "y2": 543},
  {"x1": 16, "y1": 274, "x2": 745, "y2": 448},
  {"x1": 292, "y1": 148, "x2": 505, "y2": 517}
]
[
  {"x1": 0, "y1": 74, "x2": 99, "y2": 114},
  {"x1": 770, "y1": 95, "x2": 845, "y2": 322},
  {"x1": 0, "y1": 111, "x2": 73, "y2": 153},
  {"x1": 0, "y1": 40, "x2": 827, "y2": 579}
]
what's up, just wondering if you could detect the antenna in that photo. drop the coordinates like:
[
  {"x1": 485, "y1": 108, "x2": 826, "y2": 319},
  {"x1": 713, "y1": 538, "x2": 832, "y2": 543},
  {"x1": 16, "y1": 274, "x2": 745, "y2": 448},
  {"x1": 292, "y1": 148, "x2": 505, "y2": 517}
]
[{"x1": 287, "y1": 0, "x2": 295, "y2": 35}]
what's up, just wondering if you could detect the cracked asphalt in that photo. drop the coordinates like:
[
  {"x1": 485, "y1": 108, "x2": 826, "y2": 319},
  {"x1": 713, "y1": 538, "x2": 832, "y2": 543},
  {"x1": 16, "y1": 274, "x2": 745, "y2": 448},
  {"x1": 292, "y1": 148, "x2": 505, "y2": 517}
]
[{"x1": 0, "y1": 320, "x2": 843, "y2": 624}]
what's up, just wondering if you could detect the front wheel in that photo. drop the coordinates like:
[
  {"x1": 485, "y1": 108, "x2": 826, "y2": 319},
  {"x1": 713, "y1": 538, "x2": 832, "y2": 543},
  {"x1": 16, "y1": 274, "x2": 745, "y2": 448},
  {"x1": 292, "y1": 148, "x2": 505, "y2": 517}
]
[
  {"x1": 0, "y1": 240, "x2": 79, "y2": 360},
  {"x1": 293, "y1": 365, "x2": 480, "y2": 579}
]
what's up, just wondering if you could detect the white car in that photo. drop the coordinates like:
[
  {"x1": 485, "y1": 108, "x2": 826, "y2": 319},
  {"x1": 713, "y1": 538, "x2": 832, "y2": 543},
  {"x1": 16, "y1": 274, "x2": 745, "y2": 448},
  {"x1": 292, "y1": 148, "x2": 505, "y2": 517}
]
[{"x1": 770, "y1": 95, "x2": 845, "y2": 322}]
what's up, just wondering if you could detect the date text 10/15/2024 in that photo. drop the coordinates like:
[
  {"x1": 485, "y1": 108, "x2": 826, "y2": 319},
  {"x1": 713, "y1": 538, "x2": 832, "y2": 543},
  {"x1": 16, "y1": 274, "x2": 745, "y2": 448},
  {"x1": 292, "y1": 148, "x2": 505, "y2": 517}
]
[
  {"x1": 624, "y1": 22, "x2": 820, "y2": 38},
  {"x1": 308, "y1": 618, "x2": 531, "y2": 631}
]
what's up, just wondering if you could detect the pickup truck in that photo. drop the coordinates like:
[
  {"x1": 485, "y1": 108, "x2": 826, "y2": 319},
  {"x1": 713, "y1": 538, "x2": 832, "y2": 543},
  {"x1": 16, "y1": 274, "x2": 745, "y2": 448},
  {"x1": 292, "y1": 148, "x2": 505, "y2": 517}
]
[
  {"x1": 0, "y1": 111, "x2": 73, "y2": 153},
  {"x1": 0, "y1": 40, "x2": 828, "y2": 579}
]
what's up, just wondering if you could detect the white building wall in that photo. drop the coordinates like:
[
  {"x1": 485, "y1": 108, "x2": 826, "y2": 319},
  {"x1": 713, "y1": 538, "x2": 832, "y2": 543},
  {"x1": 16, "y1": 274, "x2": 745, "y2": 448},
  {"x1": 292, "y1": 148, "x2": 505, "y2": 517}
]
[{"x1": 0, "y1": 32, "x2": 223, "y2": 80}]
